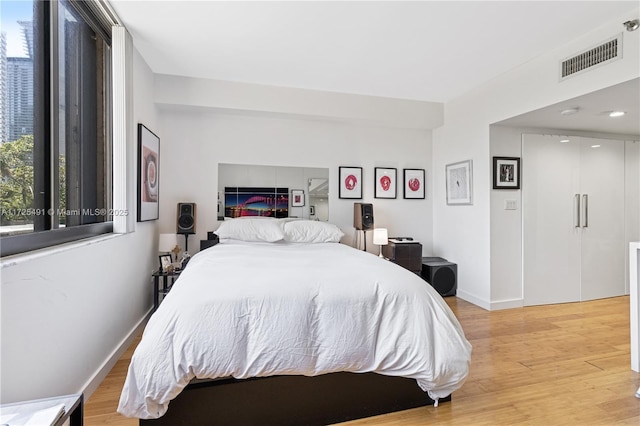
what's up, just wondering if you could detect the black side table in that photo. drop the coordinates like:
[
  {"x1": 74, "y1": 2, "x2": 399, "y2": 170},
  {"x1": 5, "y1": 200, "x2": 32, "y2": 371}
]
[{"x1": 152, "y1": 269, "x2": 181, "y2": 312}]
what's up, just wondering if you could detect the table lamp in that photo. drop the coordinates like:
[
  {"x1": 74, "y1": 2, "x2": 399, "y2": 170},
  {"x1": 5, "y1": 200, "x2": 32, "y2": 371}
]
[
  {"x1": 373, "y1": 228, "x2": 388, "y2": 258},
  {"x1": 158, "y1": 233, "x2": 179, "y2": 261}
]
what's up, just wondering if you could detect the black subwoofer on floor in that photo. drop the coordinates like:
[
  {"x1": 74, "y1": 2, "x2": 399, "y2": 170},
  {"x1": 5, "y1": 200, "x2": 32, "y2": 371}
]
[{"x1": 421, "y1": 257, "x2": 457, "y2": 297}]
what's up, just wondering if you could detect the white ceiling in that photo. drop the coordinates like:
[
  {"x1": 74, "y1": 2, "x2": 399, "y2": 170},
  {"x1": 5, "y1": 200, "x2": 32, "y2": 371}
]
[
  {"x1": 497, "y1": 78, "x2": 640, "y2": 136},
  {"x1": 109, "y1": 0, "x2": 639, "y2": 134}
]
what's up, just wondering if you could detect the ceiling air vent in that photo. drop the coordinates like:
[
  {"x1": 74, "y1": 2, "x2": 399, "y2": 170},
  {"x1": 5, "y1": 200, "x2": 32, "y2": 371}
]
[{"x1": 560, "y1": 34, "x2": 622, "y2": 80}]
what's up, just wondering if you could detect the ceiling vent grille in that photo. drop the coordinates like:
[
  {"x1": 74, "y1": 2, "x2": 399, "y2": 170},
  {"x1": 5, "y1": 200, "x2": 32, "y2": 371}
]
[{"x1": 560, "y1": 34, "x2": 622, "y2": 80}]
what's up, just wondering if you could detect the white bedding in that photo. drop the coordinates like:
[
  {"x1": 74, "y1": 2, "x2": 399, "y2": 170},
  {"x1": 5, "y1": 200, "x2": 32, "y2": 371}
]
[{"x1": 118, "y1": 240, "x2": 471, "y2": 419}]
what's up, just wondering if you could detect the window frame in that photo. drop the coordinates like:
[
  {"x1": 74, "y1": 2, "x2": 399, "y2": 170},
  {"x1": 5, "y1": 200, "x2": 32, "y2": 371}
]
[{"x1": 1, "y1": 0, "x2": 114, "y2": 257}]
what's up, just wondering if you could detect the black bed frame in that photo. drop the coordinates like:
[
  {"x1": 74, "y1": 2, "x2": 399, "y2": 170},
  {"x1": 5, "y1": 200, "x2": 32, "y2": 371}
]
[{"x1": 140, "y1": 372, "x2": 449, "y2": 426}]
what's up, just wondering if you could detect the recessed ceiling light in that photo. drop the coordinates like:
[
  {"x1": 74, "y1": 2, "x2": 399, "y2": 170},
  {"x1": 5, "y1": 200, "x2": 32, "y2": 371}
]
[
  {"x1": 560, "y1": 139, "x2": 570, "y2": 143},
  {"x1": 591, "y1": 144, "x2": 601, "y2": 148},
  {"x1": 609, "y1": 111, "x2": 626, "y2": 117},
  {"x1": 560, "y1": 107, "x2": 580, "y2": 116}
]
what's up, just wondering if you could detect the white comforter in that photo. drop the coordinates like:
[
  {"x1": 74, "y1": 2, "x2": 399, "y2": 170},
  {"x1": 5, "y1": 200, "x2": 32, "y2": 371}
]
[{"x1": 118, "y1": 241, "x2": 471, "y2": 419}]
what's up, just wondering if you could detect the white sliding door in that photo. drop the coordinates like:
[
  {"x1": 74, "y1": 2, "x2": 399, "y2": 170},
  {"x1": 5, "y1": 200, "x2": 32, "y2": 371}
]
[
  {"x1": 523, "y1": 134, "x2": 626, "y2": 306},
  {"x1": 579, "y1": 137, "x2": 625, "y2": 300},
  {"x1": 523, "y1": 134, "x2": 581, "y2": 305}
]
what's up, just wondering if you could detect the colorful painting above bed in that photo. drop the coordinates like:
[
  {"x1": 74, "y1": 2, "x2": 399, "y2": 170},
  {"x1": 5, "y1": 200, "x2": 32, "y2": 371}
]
[{"x1": 224, "y1": 187, "x2": 289, "y2": 218}]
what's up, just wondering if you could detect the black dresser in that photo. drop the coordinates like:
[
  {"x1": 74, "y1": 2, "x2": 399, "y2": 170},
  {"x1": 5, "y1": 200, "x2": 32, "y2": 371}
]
[{"x1": 382, "y1": 239, "x2": 422, "y2": 274}]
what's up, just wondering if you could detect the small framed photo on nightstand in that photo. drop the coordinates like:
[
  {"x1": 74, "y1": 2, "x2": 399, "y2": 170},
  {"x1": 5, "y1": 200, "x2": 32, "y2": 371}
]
[{"x1": 159, "y1": 255, "x2": 172, "y2": 272}]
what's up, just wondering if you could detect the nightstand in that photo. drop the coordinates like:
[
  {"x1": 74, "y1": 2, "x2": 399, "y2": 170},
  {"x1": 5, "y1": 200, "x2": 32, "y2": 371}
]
[
  {"x1": 382, "y1": 239, "x2": 422, "y2": 274},
  {"x1": 152, "y1": 269, "x2": 181, "y2": 312}
]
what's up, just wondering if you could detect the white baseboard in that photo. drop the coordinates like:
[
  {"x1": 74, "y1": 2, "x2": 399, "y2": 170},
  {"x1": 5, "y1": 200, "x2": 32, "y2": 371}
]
[
  {"x1": 456, "y1": 290, "x2": 523, "y2": 311},
  {"x1": 456, "y1": 290, "x2": 491, "y2": 310},
  {"x1": 490, "y1": 298, "x2": 524, "y2": 310},
  {"x1": 80, "y1": 309, "x2": 151, "y2": 400}
]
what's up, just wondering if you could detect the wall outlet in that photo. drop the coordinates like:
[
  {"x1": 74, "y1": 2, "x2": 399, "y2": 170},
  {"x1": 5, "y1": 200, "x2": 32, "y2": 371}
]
[{"x1": 504, "y1": 199, "x2": 518, "y2": 210}]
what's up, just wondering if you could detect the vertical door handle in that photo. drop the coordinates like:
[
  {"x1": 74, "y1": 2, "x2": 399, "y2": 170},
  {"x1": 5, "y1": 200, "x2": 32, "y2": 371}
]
[
  {"x1": 574, "y1": 194, "x2": 580, "y2": 228},
  {"x1": 582, "y1": 194, "x2": 588, "y2": 228}
]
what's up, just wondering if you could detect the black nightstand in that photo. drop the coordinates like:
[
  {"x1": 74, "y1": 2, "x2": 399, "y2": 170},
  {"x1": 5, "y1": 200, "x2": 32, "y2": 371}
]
[
  {"x1": 382, "y1": 239, "x2": 422, "y2": 274},
  {"x1": 152, "y1": 269, "x2": 181, "y2": 311}
]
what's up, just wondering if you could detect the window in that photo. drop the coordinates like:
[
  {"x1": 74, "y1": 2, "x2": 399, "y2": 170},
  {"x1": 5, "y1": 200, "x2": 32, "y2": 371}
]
[{"x1": 1, "y1": 0, "x2": 113, "y2": 256}]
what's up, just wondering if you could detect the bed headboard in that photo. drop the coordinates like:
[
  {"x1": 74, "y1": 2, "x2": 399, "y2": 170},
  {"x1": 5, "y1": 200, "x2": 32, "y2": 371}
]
[{"x1": 224, "y1": 187, "x2": 289, "y2": 218}]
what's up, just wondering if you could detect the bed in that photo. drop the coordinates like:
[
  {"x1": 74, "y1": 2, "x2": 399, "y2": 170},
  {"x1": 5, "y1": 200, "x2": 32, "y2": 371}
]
[{"x1": 118, "y1": 218, "x2": 472, "y2": 424}]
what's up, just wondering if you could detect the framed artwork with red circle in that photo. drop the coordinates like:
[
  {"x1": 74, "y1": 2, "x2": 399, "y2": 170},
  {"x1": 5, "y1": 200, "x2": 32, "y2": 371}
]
[
  {"x1": 338, "y1": 166, "x2": 362, "y2": 199},
  {"x1": 374, "y1": 167, "x2": 397, "y2": 199},
  {"x1": 403, "y1": 168, "x2": 425, "y2": 199}
]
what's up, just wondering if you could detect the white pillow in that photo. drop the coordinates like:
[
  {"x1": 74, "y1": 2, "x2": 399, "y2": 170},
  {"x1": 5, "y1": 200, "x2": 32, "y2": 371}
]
[
  {"x1": 283, "y1": 220, "x2": 344, "y2": 243},
  {"x1": 215, "y1": 218, "x2": 284, "y2": 242}
]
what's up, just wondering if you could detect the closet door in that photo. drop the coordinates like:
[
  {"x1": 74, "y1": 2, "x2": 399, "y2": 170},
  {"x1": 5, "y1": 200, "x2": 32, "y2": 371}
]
[
  {"x1": 579, "y1": 137, "x2": 625, "y2": 300},
  {"x1": 523, "y1": 134, "x2": 581, "y2": 305}
]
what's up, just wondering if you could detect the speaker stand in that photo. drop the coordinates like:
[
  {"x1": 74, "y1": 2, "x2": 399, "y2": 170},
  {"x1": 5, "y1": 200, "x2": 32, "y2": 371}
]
[
  {"x1": 181, "y1": 233, "x2": 189, "y2": 252},
  {"x1": 363, "y1": 230, "x2": 367, "y2": 251}
]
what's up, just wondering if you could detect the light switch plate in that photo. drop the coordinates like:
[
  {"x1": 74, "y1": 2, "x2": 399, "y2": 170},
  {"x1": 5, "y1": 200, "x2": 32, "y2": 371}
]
[{"x1": 504, "y1": 199, "x2": 518, "y2": 210}]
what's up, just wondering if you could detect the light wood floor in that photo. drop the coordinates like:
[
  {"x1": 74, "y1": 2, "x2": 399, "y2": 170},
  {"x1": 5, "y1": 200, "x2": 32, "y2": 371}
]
[{"x1": 85, "y1": 296, "x2": 640, "y2": 425}]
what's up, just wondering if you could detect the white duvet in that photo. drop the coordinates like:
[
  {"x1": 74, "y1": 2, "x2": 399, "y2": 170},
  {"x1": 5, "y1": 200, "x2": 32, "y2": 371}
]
[{"x1": 118, "y1": 241, "x2": 472, "y2": 419}]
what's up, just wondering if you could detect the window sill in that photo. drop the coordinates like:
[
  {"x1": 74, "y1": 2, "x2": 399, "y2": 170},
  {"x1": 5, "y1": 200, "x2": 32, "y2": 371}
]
[{"x1": 0, "y1": 233, "x2": 123, "y2": 270}]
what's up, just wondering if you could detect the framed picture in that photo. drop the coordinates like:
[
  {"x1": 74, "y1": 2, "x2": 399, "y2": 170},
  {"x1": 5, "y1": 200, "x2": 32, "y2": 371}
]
[
  {"x1": 374, "y1": 167, "x2": 397, "y2": 199},
  {"x1": 137, "y1": 124, "x2": 160, "y2": 221},
  {"x1": 291, "y1": 189, "x2": 305, "y2": 207},
  {"x1": 493, "y1": 157, "x2": 520, "y2": 189},
  {"x1": 403, "y1": 169, "x2": 425, "y2": 199},
  {"x1": 339, "y1": 166, "x2": 363, "y2": 199},
  {"x1": 159, "y1": 254, "x2": 172, "y2": 273},
  {"x1": 446, "y1": 160, "x2": 473, "y2": 205}
]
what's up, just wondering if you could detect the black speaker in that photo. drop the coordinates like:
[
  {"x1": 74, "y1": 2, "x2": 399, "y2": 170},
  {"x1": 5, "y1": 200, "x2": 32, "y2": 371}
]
[
  {"x1": 421, "y1": 259, "x2": 457, "y2": 297},
  {"x1": 354, "y1": 203, "x2": 374, "y2": 231},
  {"x1": 177, "y1": 202, "x2": 196, "y2": 234}
]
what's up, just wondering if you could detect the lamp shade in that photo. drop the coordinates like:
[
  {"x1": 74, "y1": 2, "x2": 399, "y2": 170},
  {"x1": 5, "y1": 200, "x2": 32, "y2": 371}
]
[
  {"x1": 373, "y1": 228, "x2": 388, "y2": 245},
  {"x1": 158, "y1": 233, "x2": 178, "y2": 253}
]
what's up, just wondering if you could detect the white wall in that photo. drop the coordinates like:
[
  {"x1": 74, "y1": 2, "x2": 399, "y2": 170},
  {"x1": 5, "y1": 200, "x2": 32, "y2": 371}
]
[
  {"x1": 489, "y1": 126, "x2": 639, "y2": 309},
  {"x1": 154, "y1": 75, "x2": 443, "y2": 131},
  {"x1": 0, "y1": 47, "x2": 158, "y2": 403},
  {"x1": 156, "y1": 105, "x2": 434, "y2": 256},
  {"x1": 489, "y1": 126, "x2": 524, "y2": 308},
  {"x1": 433, "y1": 9, "x2": 640, "y2": 309}
]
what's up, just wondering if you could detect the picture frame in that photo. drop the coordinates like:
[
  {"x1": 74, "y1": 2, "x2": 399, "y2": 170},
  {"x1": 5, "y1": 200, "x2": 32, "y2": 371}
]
[
  {"x1": 492, "y1": 157, "x2": 520, "y2": 190},
  {"x1": 137, "y1": 123, "x2": 160, "y2": 222},
  {"x1": 339, "y1": 166, "x2": 363, "y2": 199},
  {"x1": 374, "y1": 167, "x2": 397, "y2": 199},
  {"x1": 403, "y1": 168, "x2": 425, "y2": 199},
  {"x1": 446, "y1": 160, "x2": 473, "y2": 205},
  {"x1": 159, "y1": 254, "x2": 172, "y2": 273},
  {"x1": 291, "y1": 189, "x2": 305, "y2": 207}
]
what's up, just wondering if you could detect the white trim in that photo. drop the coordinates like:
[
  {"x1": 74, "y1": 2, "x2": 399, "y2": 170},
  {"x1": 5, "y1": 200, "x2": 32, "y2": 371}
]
[
  {"x1": 455, "y1": 290, "x2": 491, "y2": 311},
  {"x1": 0, "y1": 233, "x2": 123, "y2": 270},
  {"x1": 112, "y1": 26, "x2": 134, "y2": 234},
  {"x1": 81, "y1": 310, "x2": 150, "y2": 401},
  {"x1": 457, "y1": 290, "x2": 523, "y2": 311},
  {"x1": 490, "y1": 298, "x2": 524, "y2": 311}
]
